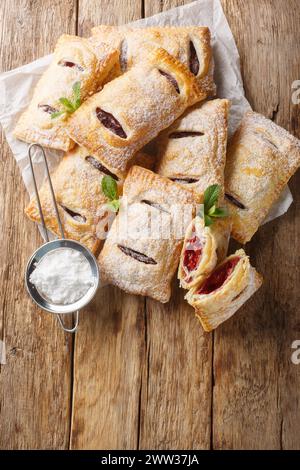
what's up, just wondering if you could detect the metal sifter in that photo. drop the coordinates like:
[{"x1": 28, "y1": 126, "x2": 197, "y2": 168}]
[{"x1": 25, "y1": 144, "x2": 100, "y2": 333}]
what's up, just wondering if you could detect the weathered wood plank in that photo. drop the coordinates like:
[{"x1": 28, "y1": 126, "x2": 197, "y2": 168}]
[
  {"x1": 139, "y1": 280, "x2": 212, "y2": 450},
  {"x1": 0, "y1": 0, "x2": 77, "y2": 450},
  {"x1": 213, "y1": 0, "x2": 300, "y2": 450},
  {"x1": 78, "y1": 0, "x2": 143, "y2": 35},
  {"x1": 138, "y1": 0, "x2": 212, "y2": 450},
  {"x1": 144, "y1": 0, "x2": 185, "y2": 16},
  {"x1": 70, "y1": 0, "x2": 144, "y2": 450}
]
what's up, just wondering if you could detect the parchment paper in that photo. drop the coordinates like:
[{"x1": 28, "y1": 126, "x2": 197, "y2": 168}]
[{"x1": 0, "y1": 0, "x2": 293, "y2": 226}]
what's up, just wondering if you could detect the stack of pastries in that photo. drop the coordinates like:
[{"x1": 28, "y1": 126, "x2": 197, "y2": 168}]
[{"x1": 15, "y1": 26, "x2": 300, "y2": 332}]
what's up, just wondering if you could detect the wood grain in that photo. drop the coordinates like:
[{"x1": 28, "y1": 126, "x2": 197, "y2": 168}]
[
  {"x1": 0, "y1": 0, "x2": 300, "y2": 450},
  {"x1": 0, "y1": 0, "x2": 77, "y2": 450},
  {"x1": 213, "y1": 0, "x2": 300, "y2": 450},
  {"x1": 70, "y1": 0, "x2": 144, "y2": 450},
  {"x1": 139, "y1": 279, "x2": 212, "y2": 450}
]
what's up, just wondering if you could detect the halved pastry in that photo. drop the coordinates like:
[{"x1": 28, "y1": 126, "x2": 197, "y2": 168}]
[
  {"x1": 185, "y1": 249, "x2": 263, "y2": 332},
  {"x1": 178, "y1": 216, "x2": 231, "y2": 289},
  {"x1": 25, "y1": 146, "x2": 122, "y2": 253},
  {"x1": 67, "y1": 47, "x2": 204, "y2": 178},
  {"x1": 156, "y1": 99, "x2": 229, "y2": 202},
  {"x1": 14, "y1": 35, "x2": 119, "y2": 151},
  {"x1": 225, "y1": 111, "x2": 300, "y2": 243},
  {"x1": 98, "y1": 166, "x2": 195, "y2": 303},
  {"x1": 91, "y1": 25, "x2": 216, "y2": 97}
]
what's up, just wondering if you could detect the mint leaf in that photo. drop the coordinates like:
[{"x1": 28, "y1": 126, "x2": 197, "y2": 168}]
[
  {"x1": 198, "y1": 185, "x2": 228, "y2": 227},
  {"x1": 50, "y1": 110, "x2": 64, "y2": 119},
  {"x1": 59, "y1": 97, "x2": 75, "y2": 113},
  {"x1": 210, "y1": 207, "x2": 228, "y2": 218},
  {"x1": 208, "y1": 204, "x2": 217, "y2": 216},
  {"x1": 72, "y1": 81, "x2": 81, "y2": 110},
  {"x1": 107, "y1": 199, "x2": 120, "y2": 213},
  {"x1": 51, "y1": 82, "x2": 81, "y2": 119},
  {"x1": 204, "y1": 184, "x2": 220, "y2": 211},
  {"x1": 101, "y1": 175, "x2": 118, "y2": 201},
  {"x1": 204, "y1": 214, "x2": 213, "y2": 226}
]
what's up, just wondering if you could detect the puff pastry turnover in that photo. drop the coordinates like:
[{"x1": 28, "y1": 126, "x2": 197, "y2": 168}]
[
  {"x1": 178, "y1": 216, "x2": 231, "y2": 289},
  {"x1": 185, "y1": 249, "x2": 263, "y2": 332},
  {"x1": 67, "y1": 47, "x2": 204, "y2": 178},
  {"x1": 25, "y1": 146, "x2": 122, "y2": 253},
  {"x1": 98, "y1": 166, "x2": 195, "y2": 303},
  {"x1": 156, "y1": 99, "x2": 229, "y2": 201},
  {"x1": 14, "y1": 35, "x2": 119, "y2": 151},
  {"x1": 225, "y1": 111, "x2": 300, "y2": 243},
  {"x1": 92, "y1": 25, "x2": 216, "y2": 97}
]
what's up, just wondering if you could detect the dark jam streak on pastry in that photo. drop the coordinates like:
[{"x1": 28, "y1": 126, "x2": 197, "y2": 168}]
[
  {"x1": 96, "y1": 108, "x2": 127, "y2": 138},
  {"x1": 170, "y1": 177, "x2": 199, "y2": 184},
  {"x1": 225, "y1": 193, "x2": 246, "y2": 210},
  {"x1": 183, "y1": 235, "x2": 203, "y2": 276},
  {"x1": 158, "y1": 70, "x2": 180, "y2": 93},
  {"x1": 119, "y1": 39, "x2": 128, "y2": 72},
  {"x1": 256, "y1": 132, "x2": 279, "y2": 151},
  {"x1": 85, "y1": 156, "x2": 119, "y2": 180},
  {"x1": 141, "y1": 200, "x2": 170, "y2": 214},
  {"x1": 169, "y1": 131, "x2": 204, "y2": 138},
  {"x1": 197, "y1": 257, "x2": 240, "y2": 295},
  {"x1": 189, "y1": 40, "x2": 200, "y2": 76},
  {"x1": 60, "y1": 204, "x2": 86, "y2": 223},
  {"x1": 57, "y1": 60, "x2": 84, "y2": 71},
  {"x1": 38, "y1": 104, "x2": 58, "y2": 115},
  {"x1": 117, "y1": 245, "x2": 157, "y2": 265}
]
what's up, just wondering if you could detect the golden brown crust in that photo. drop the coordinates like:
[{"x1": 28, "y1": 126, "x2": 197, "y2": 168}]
[
  {"x1": 225, "y1": 111, "x2": 300, "y2": 243},
  {"x1": 98, "y1": 166, "x2": 196, "y2": 303},
  {"x1": 14, "y1": 34, "x2": 119, "y2": 151},
  {"x1": 25, "y1": 146, "x2": 122, "y2": 253},
  {"x1": 156, "y1": 99, "x2": 229, "y2": 202},
  {"x1": 91, "y1": 25, "x2": 216, "y2": 97},
  {"x1": 185, "y1": 249, "x2": 263, "y2": 332},
  {"x1": 67, "y1": 47, "x2": 203, "y2": 178}
]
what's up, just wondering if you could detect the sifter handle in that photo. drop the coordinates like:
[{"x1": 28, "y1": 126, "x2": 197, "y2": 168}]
[{"x1": 56, "y1": 311, "x2": 79, "y2": 333}]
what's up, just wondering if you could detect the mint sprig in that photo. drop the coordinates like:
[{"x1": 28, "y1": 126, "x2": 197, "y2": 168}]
[
  {"x1": 51, "y1": 81, "x2": 81, "y2": 119},
  {"x1": 199, "y1": 184, "x2": 228, "y2": 227},
  {"x1": 101, "y1": 175, "x2": 120, "y2": 212}
]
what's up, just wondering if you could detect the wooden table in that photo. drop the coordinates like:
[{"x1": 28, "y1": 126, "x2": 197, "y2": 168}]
[{"x1": 0, "y1": 0, "x2": 299, "y2": 450}]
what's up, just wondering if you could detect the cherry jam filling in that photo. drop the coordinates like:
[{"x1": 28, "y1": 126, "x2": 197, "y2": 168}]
[
  {"x1": 57, "y1": 60, "x2": 84, "y2": 71},
  {"x1": 183, "y1": 235, "x2": 203, "y2": 275},
  {"x1": 117, "y1": 245, "x2": 157, "y2": 265},
  {"x1": 85, "y1": 156, "x2": 119, "y2": 180},
  {"x1": 96, "y1": 108, "x2": 127, "y2": 138},
  {"x1": 60, "y1": 204, "x2": 86, "y2": 223},
  {"x1": 119, "y1": 39, "x2": 128, "y2": 72},
  {"x1": 189, "y1": 40, "x2": 199, "y2": 76},
  {"x1": 169, "y1": 131, "x2": 204, "y2": 138},
  {"x1": 141, "y1": 200, "x2": 170, "y2": 214},
  {"x1": 171, "y1": 177, "x2": 199, "y2": 184},
  {"x1": 38, "y1": 104, "x2": 58, "y2": 114},
  {"x1": 158, "y1": 70, "x2": 180, "y2": 93},
  {"x1": 197, "y1": 257, "x2": 240, "y2": 295},
  {"x1": 225, "y1": 193, "x2": 246, "y2": 210}
]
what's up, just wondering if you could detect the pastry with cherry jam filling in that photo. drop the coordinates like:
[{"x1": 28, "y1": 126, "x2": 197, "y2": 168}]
[
  {"x1": 67, "y1": 47, "x2": 204, "y2": 178},
  {"x1": 25, "y1": 146, "x2": 122, "y2": 254},
  {"x1": 156, "y1": 99, "x2": 229, "y2": 202},
  {"x1": 178, "y1": 216, "x2": 231, "y2": 289},
  {"x1": 185, "y1": 249, "x2": 263, "y2": 332},
  {"x1": 14, "y1": 35, "x2": 119, "y2": 151},
  {"x1": 98, "y1": 166, "x2": 195, "y2": 303},
  {"x1": 91, "y1": 25, "x2": 216, "y2": 97},
  {"x1": 225, "y1": 111, "x2": 300, "y2": 244}
]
